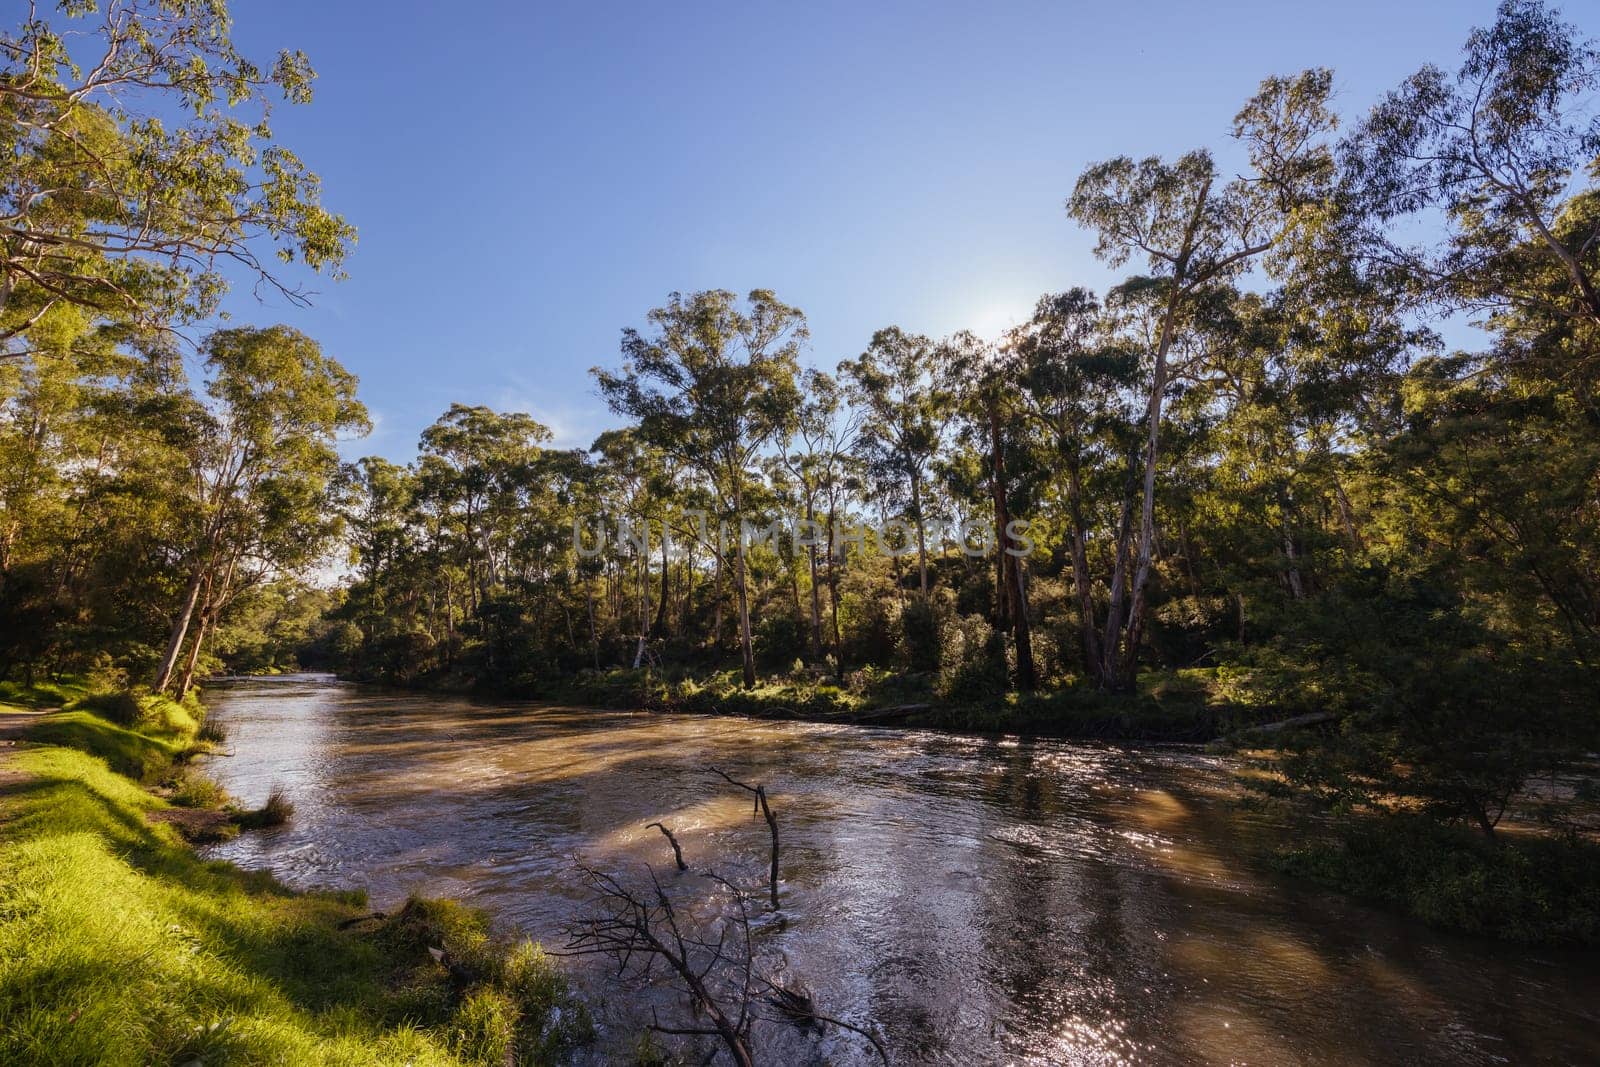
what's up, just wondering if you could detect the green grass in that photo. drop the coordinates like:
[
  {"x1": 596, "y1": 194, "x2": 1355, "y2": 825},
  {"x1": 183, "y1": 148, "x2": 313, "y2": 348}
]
[
  {"x1": 168, "y1": 766, "x2": 231, "y2": 808},
  {"x1": 0, "y1": 686, "x2": 590, "y2": 1065},
  {"x1": 21, "y1": 709, "x2": 191, "y2": 782},
  {"x1": 234, "y1": 785, "x2": 296, "y2": 830},
  {"x1": 0, "y1": 676, "x2": 89, "y2": 710}
]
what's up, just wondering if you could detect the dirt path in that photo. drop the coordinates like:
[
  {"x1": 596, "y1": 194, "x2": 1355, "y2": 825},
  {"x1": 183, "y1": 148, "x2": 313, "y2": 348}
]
[
  {"x1": 0, "y1": 704, "x2": 50, "y2": 743},
  {"x1": 0, "y1": 705, "x2": 53, "y2": 790}
]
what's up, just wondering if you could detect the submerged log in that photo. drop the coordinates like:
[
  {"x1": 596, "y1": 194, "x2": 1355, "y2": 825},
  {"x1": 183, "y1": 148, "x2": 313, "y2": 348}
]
[{"x1": 836, "y1": 703, "x2": 931, "y2": 725}]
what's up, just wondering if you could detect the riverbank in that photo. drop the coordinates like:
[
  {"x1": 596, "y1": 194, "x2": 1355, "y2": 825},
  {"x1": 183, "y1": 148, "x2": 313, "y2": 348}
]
[
  {"x1": 409, "y1": 664, "x2": 1280, "y2": 742},
  {"x1": 0, "y1": 681, "x2": 590, "y2": 1066}
]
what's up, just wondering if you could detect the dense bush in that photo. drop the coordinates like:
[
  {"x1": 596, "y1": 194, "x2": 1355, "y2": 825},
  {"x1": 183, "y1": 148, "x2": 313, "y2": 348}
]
[
  {"x1": 898, "y1": 594, "x2": 948, "y2": 672},
  {"x1": 1276, "y1": 816, "x2": 1600, "y2": 946},
  {"x1": 73, "y1": 688, "x2": 147, "y2": 727},
  {"x1": 937, "y1": 614, "x2": 1008, "y2": 702},
  {"x1": 755, "y1": 611, "x2": 810, "y2": 666}
]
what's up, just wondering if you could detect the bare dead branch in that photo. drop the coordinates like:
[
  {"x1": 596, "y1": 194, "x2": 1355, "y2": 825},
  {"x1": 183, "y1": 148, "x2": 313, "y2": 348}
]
[
  {"x1": 707, "y1": 766, "x2": 781, "y2": 909},
  {"x1": 646, "y1": 820, "x2": 689, "y2": 871}
]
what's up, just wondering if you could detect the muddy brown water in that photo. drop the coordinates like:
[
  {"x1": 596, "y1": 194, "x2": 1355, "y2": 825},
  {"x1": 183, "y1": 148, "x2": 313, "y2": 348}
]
[{"x1": 202, "y1": 675, "x2": 1599, "y2": 1065}]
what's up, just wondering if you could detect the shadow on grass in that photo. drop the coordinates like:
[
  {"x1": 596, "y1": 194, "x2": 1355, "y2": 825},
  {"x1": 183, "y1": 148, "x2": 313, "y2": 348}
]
[{"x1": 23, "y1": 710, "x2": 186, "y2": 781}]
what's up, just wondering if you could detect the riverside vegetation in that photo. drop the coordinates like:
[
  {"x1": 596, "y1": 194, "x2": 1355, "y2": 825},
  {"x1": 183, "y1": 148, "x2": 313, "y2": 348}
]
[
  {"x1": 0, "y1": 677, "x2": 591, "y2": 1065},
  {"x1": 2, "y1": 6, "x2": 1600, "y2": 1061}
]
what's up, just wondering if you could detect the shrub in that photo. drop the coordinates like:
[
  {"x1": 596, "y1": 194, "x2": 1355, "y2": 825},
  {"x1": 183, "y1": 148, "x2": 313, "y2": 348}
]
[
  {"x1": 937, "y1": 614, "x2": 1008, "y2": 702},
  {"x1": 74, "y1": 689, "x2": 146, "y2": 727},
  {"x1": 84, "y1": 655, "x2": 129, "y2": 696},
  {"x1": 1276, "y1": 815, "x2": 1600, "y2": 945},
  {"x1": 169, "y1": 770, "x2": 229, "y2": 809},
  {"x1": 898, "y1": 594, "x2": 947, "y2": 672},
  {"x1": 236, "y1": 786, "x2": 294, "y2": 829},
  {"x1": 754, "y1": 612, "x2": 809, "y2": 667}
]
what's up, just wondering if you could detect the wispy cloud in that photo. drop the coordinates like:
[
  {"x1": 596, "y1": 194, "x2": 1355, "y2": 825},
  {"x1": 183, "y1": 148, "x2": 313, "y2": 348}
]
[{"x1": 493, "y1": 372, "x2": 616, "y2": 450}]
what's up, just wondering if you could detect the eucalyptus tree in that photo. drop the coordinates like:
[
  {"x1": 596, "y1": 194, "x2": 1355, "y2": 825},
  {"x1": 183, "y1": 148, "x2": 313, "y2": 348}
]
[
  {"x1": 1066, "y1": 68, "x2": 1336, "y2": 690},
  {"x1": 417, "y1": 404, "x2": 552, "y2": 616},
  {"x1": 592, "y1": 427, "x2": 679, "y2": 667},
  {"x1": 0, "y1": 0, "x2": 353, "y2": 355},
  {"x1": 0, "y1": 329, "x2": 190, "y2": 676},
  {"x1": 1329, "y1": 0, "x2": 1600, "y2": 653},
  {"x1": 1338, "y1": 0, "x2": 1600, "y2": 358},
  {"x1": 838, "y1": 327, "x2": 949, "y2": 595},
  {"x1": 152, "y1": 325, "x2": 367, "y2": 694},
  {"x1": 777, "y1": 368, "x2": 859, "y2": 657},
  {"x1": 594, "y1": 289, "x2": 806, "y2": 688},
  {"x1": 940, "y1": 330, "x2": 1037, "y2": 690},
  {"x1": 337, "y1": 456, "x2": 416, "y2": 648},
  {"x1": 1008, "y1": 289, "x2": 1142, "y2": 682}
]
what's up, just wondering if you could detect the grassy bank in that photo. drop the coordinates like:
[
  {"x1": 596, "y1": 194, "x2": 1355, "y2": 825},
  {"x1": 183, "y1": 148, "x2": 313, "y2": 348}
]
[{"x1": 0, "y1": 684, "x2": 590, "y2": 1065}]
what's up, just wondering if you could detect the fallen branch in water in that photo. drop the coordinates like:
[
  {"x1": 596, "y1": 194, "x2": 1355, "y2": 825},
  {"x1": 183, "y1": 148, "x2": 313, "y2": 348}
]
[
  {"x1": 646, "y1": 820, "x2": 688, "y2": 871},
  {"x1": 759, "y1": 977, "x2": 889, "y2": 1063},
  {"x1": 562, "y1": 860, "x2": 889, "y2": 1065},
  {"x1": 561, "y1": 766, "x2": 888, "y2": 1063},
  {"x1": 707, "y1": 765, "x2": 780, "y2": 909},
  {"x1": 562, "y1": 864, "x2": 755, "y2": 1067}
]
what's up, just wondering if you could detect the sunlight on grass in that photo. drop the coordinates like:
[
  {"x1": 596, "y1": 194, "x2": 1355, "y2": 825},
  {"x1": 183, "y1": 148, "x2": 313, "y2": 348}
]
[{"x1": 0, "y1": 695, "x2": 589, "y2": 1065}]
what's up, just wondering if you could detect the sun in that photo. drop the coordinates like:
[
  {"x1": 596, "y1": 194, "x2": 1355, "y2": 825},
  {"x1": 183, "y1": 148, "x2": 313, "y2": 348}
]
[{"x1": 964, "y1": 297, "x2": 1032, "y2": 342}]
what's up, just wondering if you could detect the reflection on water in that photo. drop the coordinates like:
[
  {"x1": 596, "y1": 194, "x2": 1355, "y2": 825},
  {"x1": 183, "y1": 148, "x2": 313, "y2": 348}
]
[{"x1": 203, "y1": 676, "x2": 1600, "y2": 1065}]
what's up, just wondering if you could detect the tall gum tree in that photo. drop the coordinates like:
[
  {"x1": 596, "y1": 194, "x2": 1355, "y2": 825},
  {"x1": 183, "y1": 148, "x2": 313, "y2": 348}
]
[
  {"x1": 594, "y1": 289, "x2": 805, "y2": 689},
  {"x1": 1066, "y1": 68, "x2": 1336, "y2": 691},
  {"x1": 838, "y1": 327, "x2": 948, "y2": 596},
  {"x1": 1007, "y1": 289, "x2": 1142, "y2": 683},
  {"x1": 1338, "y1": 0, "x2": 1600, "y2": 351},
  {"x1": 151, "y1": 325, "x2": 366, "y2": 693},
  {"x1": 777, "y1": 368, "x2": 859, "y2": 659},
  {"x1": 940, "y1": 330, "x2": 1038, "y2": 690}
]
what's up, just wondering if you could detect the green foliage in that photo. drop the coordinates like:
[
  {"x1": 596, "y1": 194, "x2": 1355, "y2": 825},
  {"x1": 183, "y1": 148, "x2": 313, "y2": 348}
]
[
  {"x1": 755, "y1": 611, "x2": 810, "y2": 667},
  {"x1": 1252, "y1": 572, "x2": 1595, "y2": 834},
  {"x1": 1276, "y1": 816, "x2": 1600, "y2": 945},
  {"x1": 0, "y1": 0, "x2": 354, "y2": 347},
  {"x1": 898, "y1": 595, "x2": 947, "y2": 672},
  {"x1": 936, "y1": 614, "x2": 1007, "y2": 702}
]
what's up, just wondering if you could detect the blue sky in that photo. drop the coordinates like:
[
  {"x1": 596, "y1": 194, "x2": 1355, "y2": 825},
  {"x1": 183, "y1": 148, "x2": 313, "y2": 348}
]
[{"x1": 220, "y1": 0, "x2": 1511, "y2": 458}]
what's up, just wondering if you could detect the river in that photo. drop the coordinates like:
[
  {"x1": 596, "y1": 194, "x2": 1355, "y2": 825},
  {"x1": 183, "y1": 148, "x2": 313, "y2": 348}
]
[{"x1": 201, "y1": 675, "x2": 1600, "y2": 1065}]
